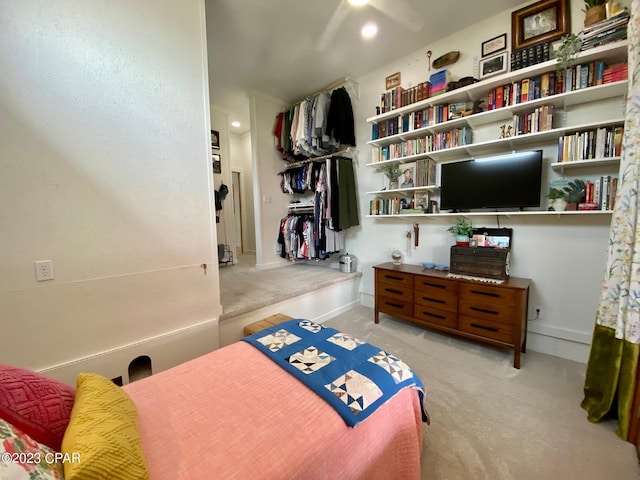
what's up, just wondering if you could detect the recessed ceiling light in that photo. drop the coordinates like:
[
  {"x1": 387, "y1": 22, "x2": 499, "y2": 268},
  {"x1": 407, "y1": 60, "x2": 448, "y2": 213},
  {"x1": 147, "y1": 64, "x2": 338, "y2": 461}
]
[
  {"x1": 231, "y1": 121, "x2": 241, "y2": 128},
  {"x1": 361, "y1": 22, "x2": 378, "y2": 39},
  {"x1": 348, "y1": 0, "x2": 369, "y2": 5}
]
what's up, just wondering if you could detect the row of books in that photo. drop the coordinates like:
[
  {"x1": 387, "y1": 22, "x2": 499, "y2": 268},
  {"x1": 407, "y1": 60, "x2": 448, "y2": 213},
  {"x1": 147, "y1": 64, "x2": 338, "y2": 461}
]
[
  {"x1": 557, "y1": 125, "x2": 624, "y2": 163},
  {"x1": 371, "y1": 103, "x2": 468, "y2": 140},
  {"x1": 512, "y1": 105, "x2": 554, "y2": 136},
  {"x1": 510, "y1": 42, "x2": 551, "y2": 72},
  {"x1": 369, "y1": 194, "x2": 438, "y2": 216},
  {"x1": 485, "y1": 59, "x2": 627, "y2": 111},
  {"x1": 379, "y1": 82, "x2": 430, "y2": 113},
  {"x1": 413, "y1": 158, "x2": 437, "y2": 188},
  {"x1": 581, "y1": 11, "x2": 630, "y2": 50},
  {"x1": 582, "y1": 176, "x2": 618, "y2": 211},
  {"x1": 371, "y1": 128, "x2": 473, "y2": 161}
]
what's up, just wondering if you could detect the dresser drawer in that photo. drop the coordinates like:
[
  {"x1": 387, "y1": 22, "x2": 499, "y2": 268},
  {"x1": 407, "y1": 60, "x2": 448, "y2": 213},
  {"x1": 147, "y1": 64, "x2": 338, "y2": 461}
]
[
  {"x1": 376, "y1": 269, "x2": 414, "y2": 289},
  {"x1": 377, "y1": 296, "x2": 413, "y2": 318},
  {"x1": 459, "y1": 315, "x2": 513, "y2": 343},
  {"x1": 459, "y1": 283, "x2": 516, "y2": 307},
  {"x1": 414, "y1": 289, "x2": 457, "y2": 313},
  {"x1": 459, "y1": 300, "x2": 515, "y2": 325},
  {"x1": 377, "y1": 283, "x2": 413, "y2": 302},
  {"x1": 414, "y1": 306, "x2": 458, "y2": 329},
  {"x1": 414, "y1": 276, "x2": 458, "y2": 296}
]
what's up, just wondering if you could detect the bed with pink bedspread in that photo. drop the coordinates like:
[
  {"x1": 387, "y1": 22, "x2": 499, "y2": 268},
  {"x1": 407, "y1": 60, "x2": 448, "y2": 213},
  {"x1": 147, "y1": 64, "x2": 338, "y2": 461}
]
[
  {"x1": 123, "y1": 321, "x2": 427, "y2": 479},
  {"x1": 0, "y1": 321, "x2": 426, "y2": 479}
]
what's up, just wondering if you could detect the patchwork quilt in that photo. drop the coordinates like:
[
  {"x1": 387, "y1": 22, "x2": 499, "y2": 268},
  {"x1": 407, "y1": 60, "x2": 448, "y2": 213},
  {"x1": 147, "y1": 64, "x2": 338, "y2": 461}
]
[{"x1": 243, "y1": 319, "x2": 429, "y2": 427}]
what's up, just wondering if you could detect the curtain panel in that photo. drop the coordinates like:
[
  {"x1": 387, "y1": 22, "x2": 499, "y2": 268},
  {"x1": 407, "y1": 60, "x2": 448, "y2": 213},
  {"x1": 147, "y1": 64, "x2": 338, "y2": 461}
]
[{"x1": 582, "y1": 0, "x2": 640, "y2": 440}]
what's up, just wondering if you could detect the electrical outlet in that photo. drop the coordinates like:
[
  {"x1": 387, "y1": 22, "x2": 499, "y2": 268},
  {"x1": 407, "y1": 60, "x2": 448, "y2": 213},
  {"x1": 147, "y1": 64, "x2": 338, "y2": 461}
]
[
  {"x1": 534, "y1": 305, "x2": 543, "y2": 319},
  {"x1": 34, "y1": 260, "x2": 54, "y2": 281}
]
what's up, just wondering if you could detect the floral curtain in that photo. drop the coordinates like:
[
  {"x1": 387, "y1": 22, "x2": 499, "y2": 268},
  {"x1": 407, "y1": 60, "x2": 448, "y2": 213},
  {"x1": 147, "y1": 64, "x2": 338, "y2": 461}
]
[{"x1": 582, "y1": 0, "x2": 640, "y2": 440}]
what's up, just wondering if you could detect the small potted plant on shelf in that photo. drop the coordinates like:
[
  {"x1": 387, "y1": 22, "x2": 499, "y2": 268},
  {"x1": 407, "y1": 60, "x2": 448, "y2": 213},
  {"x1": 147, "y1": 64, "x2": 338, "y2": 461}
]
[
  {"x1": 584, "y1": 0, "x2": 607, "y2": 26},
  {"x1": 563, "y1": 179, "x2": 586, "y2": 210},
  {"x1": 447, "y1": 218, "x2": 474, "y2": 246},
  {"x1": 552, "y1": 33, "x2": 582, "y2": 72},
  {"x1": 381, "y1": 164, "x2": 402, "y2": 190},
  {"x1": 546, "y1": 188, "x2": 568, "y2": 211}
]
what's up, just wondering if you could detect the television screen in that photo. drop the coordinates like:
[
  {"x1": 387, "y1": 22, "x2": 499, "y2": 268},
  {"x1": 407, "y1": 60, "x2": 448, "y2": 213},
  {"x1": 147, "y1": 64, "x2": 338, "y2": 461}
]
[{"x1": 440, "y1": 150, "x2": 543, "y2": 211}]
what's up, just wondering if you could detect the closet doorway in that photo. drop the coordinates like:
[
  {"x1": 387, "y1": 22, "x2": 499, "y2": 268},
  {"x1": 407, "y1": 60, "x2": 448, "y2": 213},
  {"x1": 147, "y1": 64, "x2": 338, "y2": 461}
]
[{"x1": 232, "y1": 170, "x2": 243, "y2": 256}]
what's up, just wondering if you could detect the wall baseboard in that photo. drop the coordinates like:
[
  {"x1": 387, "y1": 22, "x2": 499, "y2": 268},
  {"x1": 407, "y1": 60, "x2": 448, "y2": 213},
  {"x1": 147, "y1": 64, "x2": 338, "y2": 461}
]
[
  {"x1": 359, "y1": 292, "x2": 590, "y2": 364},
  {"x1": 39, "y1": 318, "x2": 219, "y2": 386}
]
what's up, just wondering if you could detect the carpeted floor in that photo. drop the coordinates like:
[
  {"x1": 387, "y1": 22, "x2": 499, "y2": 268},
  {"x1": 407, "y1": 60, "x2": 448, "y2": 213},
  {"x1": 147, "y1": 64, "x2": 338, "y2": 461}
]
[
  {"x1": 218, "y1": 253, "x2": 361, "y2": 320},
  {"x1": 323, "y1": 306, "x2": 640, "y2": 480}
]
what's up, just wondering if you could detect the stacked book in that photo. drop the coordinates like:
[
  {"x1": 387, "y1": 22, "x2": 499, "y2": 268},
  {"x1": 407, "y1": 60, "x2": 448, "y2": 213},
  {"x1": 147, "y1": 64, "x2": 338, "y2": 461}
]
[
  {"x1": 428, "y1": 70, "x2": 450, "y2": 97},
  {"x1": 581, "y1": 11, "x2": 630, "y2": 50}
]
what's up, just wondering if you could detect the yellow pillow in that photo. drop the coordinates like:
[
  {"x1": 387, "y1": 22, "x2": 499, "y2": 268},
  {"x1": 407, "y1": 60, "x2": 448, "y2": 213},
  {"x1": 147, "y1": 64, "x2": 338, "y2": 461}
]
[{"x1": 61, "y1": 373, "x2": 150, "y2": 480}]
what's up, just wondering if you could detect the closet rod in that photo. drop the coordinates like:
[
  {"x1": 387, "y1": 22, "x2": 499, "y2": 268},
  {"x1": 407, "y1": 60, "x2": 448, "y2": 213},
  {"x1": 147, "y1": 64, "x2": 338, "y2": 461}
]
[
  {"x1": 290, "y1": 76, "x2": 355, "y2": 106},
  {"x1": 281, "y1": 146, "x2": 356, "y2": 171}
]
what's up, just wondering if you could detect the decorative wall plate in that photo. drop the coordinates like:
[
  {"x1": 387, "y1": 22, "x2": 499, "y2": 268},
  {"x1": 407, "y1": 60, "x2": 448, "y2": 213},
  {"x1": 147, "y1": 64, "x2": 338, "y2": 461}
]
[{"x1": 432, "y1": 51, "x2": 460, "y2": 69}]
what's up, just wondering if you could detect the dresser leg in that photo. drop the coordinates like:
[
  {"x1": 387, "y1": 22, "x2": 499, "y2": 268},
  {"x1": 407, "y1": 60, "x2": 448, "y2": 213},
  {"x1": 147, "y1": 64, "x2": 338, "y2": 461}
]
[
  {"x1": 513, "y1": 350, "x2": 521, "y2": 369},
  {"x1": 374, "y1": 308, "x2": 379, "y2": 324}
]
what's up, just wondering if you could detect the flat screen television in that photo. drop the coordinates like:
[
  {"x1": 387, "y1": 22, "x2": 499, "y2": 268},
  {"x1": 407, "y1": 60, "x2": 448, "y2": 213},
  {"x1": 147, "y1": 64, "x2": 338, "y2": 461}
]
[{"x1": 440, "y1": 150, "x2": 543, "y2": 211}]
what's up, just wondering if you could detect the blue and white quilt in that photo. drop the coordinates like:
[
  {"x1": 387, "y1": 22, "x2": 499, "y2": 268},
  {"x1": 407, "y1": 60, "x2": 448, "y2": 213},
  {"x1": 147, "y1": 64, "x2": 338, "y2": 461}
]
[{"x1": 243, "y1": 319, "x2": 429, "y2": 427}]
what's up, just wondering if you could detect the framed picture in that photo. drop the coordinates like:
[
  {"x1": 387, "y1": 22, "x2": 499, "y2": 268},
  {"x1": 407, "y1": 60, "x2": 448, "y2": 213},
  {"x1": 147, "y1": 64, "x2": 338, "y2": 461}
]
[
  {"x1": 414, "y1": 192, "x2": 430, "y2": 211},
  {"x1": 212, "y1": 153, "x2": 221, "y2": 174},
  {"x1": 511, "y1": 0, "x2": 569, "y2": 51},
  {"x1": 399, "y1": 163, "x2": 416, "y2": 189},
  {"x1": 211, "y1": 130, "x2": 220, "y2": 150},
  {"x1": 479, "y1": 51, "x2": 509, "y2": 79},
  {"x1": 481, "y1": 33, "x2": 507, "y2": 58},
  {"x1": 385, "y1": 72, "x2": 401, "y2": 90}
]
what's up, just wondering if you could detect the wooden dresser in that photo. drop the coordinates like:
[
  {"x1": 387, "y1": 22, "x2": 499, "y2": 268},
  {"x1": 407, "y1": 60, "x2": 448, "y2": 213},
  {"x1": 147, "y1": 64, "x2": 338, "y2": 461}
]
[{"x1": 373, "y1": 262, "x2": 531, "y2": 368}]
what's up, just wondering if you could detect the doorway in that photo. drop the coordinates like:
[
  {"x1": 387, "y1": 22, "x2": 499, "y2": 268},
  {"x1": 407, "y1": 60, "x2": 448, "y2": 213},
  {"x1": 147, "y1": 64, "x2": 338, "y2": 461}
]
[{"x1": 232, "y1": 170, "x2": 243, "y2": 256}]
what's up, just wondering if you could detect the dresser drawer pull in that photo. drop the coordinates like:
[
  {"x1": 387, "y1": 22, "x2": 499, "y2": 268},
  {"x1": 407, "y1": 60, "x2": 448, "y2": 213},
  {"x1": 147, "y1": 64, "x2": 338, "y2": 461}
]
[
  {"x1": 422, "y1": 311, "x2": 445, "y2": 320},
  {"x1": 470, "y1": 323, "x2": 499, "y2": 332},
  {"x1": 421, "y1": 282, "x2": 445, "y2": 289},
  {"x1": 470, "y1": 289, "x2": 500, "y2": 298},
  {"x1": 421, "y1": 296, "x2": 445, "y2": 304},
  {"x1": 470, "y1": 306, "x2": 499, "y2": 315},
  {"x1": 385, "y1": 275, "x2": 404, "y2": 281},
  {"x1": 385, "y1": 301, "x2": 404, "y2": 309},
  {"x1": 384, "y1": 288, "x2": 403, "y2": 295}
]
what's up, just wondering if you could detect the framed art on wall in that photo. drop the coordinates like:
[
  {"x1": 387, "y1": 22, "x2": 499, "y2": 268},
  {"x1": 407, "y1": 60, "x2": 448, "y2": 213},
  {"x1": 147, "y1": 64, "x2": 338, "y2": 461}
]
[
  {"x1": 511, "y1": 0, "x2": 569, "y2": 51},
  {"x1": 479, "y1": 51, "x2": 509, "y2": 79},
  {"x1": 212, "y1": 153, "x2": 221, "y2": 174},
  {"x1": 481, "y1": 33, "x2": 507, "y2": 58},
  {"x1": 211, "y1": 130, "x2": 220, "y2": 150}
]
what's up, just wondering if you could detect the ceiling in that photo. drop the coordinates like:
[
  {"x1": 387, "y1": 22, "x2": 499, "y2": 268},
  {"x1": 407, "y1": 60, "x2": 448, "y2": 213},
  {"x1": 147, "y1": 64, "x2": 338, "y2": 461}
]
[{"x1": 206, "y1": 0, "x2": 525, "y2": 134}]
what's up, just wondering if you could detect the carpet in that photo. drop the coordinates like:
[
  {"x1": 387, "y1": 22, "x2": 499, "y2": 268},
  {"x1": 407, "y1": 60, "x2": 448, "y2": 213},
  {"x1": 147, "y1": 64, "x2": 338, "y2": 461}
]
[{"x1": 324, "y1": 306, "x2": 640, "y2": 480}]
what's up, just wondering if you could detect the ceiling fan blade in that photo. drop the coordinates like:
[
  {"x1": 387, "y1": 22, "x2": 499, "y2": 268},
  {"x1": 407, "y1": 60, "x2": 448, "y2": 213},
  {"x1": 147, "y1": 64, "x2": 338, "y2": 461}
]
[
  {"x1": 316, "y1": 1, "x2": 350, "y2": 52},
  {"x1": 369, "y1": 0, "x2": 424, "y2": 32}
]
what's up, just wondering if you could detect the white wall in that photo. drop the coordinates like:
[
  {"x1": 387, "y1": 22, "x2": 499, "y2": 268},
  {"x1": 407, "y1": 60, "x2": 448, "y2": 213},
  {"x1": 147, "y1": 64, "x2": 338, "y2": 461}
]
[
  {"x1": 249, "y1": 92, "x2": 291, "y2": 269},
  {"x1": 0, "y1": 0, "x2": 220, "y2": 382},
  {"x1": 212, "y1": 106, "x2": 237, "y2": 255},
  {"x1": 346, "y1": 0, "x2": 627, "y2": 363},
  {"x1": 229, "y1": 132, "x2": 256, "y2": 253}
]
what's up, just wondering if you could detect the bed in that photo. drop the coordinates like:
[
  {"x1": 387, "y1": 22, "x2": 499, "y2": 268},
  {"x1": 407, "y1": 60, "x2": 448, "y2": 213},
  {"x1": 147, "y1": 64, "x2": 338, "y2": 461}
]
[{"x1": 0, "y1": 319, "x2": 428, "y2": 480}]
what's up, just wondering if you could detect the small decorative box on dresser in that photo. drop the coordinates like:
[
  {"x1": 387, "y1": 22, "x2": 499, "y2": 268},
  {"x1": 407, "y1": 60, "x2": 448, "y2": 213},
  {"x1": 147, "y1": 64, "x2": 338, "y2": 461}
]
[{"x1": 374, "y1": 263, "x2": 531, "y2": 368}]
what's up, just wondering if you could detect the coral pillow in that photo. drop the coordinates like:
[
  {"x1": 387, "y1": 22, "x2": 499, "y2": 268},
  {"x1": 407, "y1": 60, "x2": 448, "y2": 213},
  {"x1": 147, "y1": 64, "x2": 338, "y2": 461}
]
[
  {"x1": 61, "y1": 373, "x2": 150, "y2": 480},
  {"x1": 0, "y1": 365, "x2": 75, "y2": 451}
]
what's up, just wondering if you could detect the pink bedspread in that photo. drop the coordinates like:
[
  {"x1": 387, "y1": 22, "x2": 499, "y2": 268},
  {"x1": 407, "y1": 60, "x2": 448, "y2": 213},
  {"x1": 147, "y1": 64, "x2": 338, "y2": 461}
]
[{"x1": 124, "y1": 341, "x2": 423, "y2": 480}]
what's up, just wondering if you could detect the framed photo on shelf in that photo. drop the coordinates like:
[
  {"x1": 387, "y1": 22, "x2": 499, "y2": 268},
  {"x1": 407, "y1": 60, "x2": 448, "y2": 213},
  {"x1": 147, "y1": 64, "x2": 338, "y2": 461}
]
[
  {"x1": 211, "y1": 130, "x2": 220, "y2": 150},
  {"x1": 414, "y1": 192, "x2": 430, "y2": 211},
  {"x1": 511, "y1": 0, "x2": 569, "y2": 51},
  {"x1": 212, "y1": 153, "x2": 222, "y2": 174},
  {"x1": 399, "y1": 163, "x2": 416, "y2": 189},
  {"x1": 481, "y1": 33, "x2": 507, "y2": 58},
  {"x1": 479, "y1": 51, "x2": 509, "y2": 79}
]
